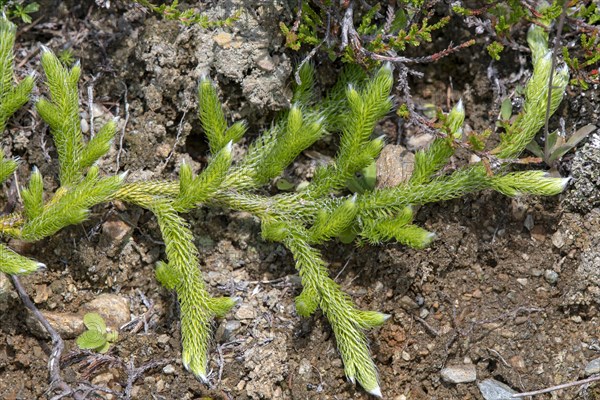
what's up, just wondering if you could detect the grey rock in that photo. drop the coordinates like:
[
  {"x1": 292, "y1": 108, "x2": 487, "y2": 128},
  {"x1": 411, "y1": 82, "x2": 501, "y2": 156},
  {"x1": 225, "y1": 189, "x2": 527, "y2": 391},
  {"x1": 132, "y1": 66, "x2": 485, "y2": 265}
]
[
  {"x1": 80, "y1": 118, "x2": 89, "y2": 134},
  {"x1": 235, "y1": 303, "x2": 256, "y2": 320},
  {"x1": 102, "y1": 219, "x2": 132, "y2": 243},
  {"x1": 440, "y1": 364, "x2": 477, "y2": 383},
  {"x1": 26, "y1": 310, "x2": 85, "y2": 339},
  {"x1": 399, "y1": 295, "x2": 419, "y2": 311},
  {"x1": 585, "y1": 357, "x2": 600, "y2": 376},
  {"x1": 544, "y1": 269, "x2": 559, "y2": 285},
  {"x1": 83, "y1": 293, "x2": 131, "y2": 330},
  {"x1": 255, "y1": 50, "x2": 276, "y2": 72},
  {"x1": 551, "y1": 230, "x2": 565, "y2": 248},
  {"x1": 563, "y1": 131, "x2": 600, "y2": 212},
  {"x1": 478, "y1": 378, "x2": 518, "y2": 400},
  {"x1": 298, "y1": 358, "x2": 312, "y2": 377},
  {"x1": 376, "y1": 145, "x2": 415, "y2": 188},
  {"x1": 157, "y1": 334, "x2": 170, "y2": 344},
  {"x1": 162, "y1": 364, "x2": 176, "y2": 374},
  {"x1": 216, "y1": 319, "x2": 242, "y2": 343},
  {"x1": 524, "y1": 214, "x2": 534, "y2": 231},
  {"x1": 26, "y1": 293, "x2": 130, "y2": 339}
]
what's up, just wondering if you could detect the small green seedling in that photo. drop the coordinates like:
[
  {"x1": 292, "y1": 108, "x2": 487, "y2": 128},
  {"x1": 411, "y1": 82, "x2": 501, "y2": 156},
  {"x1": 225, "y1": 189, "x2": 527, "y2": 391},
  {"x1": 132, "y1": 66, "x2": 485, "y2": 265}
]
[
  {"x1": 75, "y1": 313, "x2": 118, "y2": 353},
  {"x1": 527, "y1": 124, "x2": 596, "y2": 170},
  {"x1": 0, "y1": 1, "x2": 39, "y2": 23}
]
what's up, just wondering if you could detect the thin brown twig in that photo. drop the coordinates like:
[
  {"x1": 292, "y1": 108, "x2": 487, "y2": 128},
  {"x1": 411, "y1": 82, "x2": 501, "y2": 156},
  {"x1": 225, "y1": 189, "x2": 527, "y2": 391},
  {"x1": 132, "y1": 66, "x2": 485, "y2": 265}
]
[
  {"x1": 543, "y1": 0, "x2": 568, "y2": 160},
  {"x1": 295, "y1": 12, "x2": 331, "y2": 85},
  {"x1": 10, "y1": 276, "x2": 85, "y2": 400},
  {"x1": 512, "y1": 374, "x2": 600, "y2": 398},
  {"x1": 414, "y1": 315, "x2": 439, "y2": 336},
  {"x1": 16, "y1": 46, "x2": 40, "y2": 69},
  {"x1": 160, "y1": 110, "x2": 187, "y2": 169},
  {"x1": 116, "y1": 81, "x2": 129, "y2": 172},
  {"x1": 364, "y1": 39, "x2": 476, "y2": 64}
]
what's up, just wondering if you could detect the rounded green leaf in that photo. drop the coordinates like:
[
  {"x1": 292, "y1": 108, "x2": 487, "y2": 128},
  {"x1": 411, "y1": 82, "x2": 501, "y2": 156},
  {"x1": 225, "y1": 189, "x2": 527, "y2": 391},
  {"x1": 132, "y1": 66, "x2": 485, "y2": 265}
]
[
  {"x1": 83, "y1": 312, "x2": 106, "y2": 332},
  {"x1": 76, "y1": 329, "x2": 107, "y2": 350}
]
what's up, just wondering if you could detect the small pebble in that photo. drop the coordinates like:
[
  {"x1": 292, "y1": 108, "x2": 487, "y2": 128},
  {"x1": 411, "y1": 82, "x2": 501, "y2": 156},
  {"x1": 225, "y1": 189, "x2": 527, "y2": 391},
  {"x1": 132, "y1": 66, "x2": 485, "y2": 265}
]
[
  {"x1": 440, "y1": 364, "x2": 477, "y2": 383},
  {"x1": 216, "y1": 319, "x2": 241, "y2": 343},
  {"x1": 551, "y1": 230, "x2": 565, "y2": 248},
  {"x1": 509, "y1": 355, "x2": 526, "y2": 370},
  {"x1": 478, "y1": 378, "x2": 518, "y2": 400},
  {"x1": 102, "y1": 220, "x2": 132, "y2": 242},
  {"x1": 162, "y1": 364, "x2": 175, "y2": 374},
  {"x1": 524, "y1": 214, "x2": 534, "y2": 231},
  {"x1": 235, "y1": 304, "x2": 256, "y2": 320},
  {"x1": 298, "y1": 358, "x2": 312, "y2": 377},
  {"x1": 530, "y1": 268, "x2": 543, "y2": 277},
  {"x1": 544, "y1": 269, "x2": 559, "y2": 285},
  {"x1": 585, "y1": 357, "x2": 600, "y2": 376},
  {"x1": 399, "y1": 295, "x2": 419, "y2": 310},
  {"x1": 213, "y1": 32, "x2": 232, "y2": 47},
  {"x1": 80, "y1": 118, "x2": 89, "y2": 133},
  {"x1": 516, "y1": 278, "x2": 528, "y2": 286},
  {"x1": 157, "y1": 334, "x2": 170, "y2": 344}
]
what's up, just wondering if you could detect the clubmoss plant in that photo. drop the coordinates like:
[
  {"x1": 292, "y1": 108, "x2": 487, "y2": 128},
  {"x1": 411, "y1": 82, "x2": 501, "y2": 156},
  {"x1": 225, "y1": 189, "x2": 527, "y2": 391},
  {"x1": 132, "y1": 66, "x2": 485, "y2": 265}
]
[{"x1": 0, "y1": 15, "x2": 572, "y2": 397}]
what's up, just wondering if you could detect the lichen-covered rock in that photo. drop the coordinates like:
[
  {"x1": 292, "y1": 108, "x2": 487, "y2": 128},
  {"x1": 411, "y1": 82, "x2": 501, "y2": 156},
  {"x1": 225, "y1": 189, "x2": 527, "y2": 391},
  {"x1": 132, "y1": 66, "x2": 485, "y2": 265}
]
[{"x1": 564, "y1": 132, "x2": 600, "y2": 213}]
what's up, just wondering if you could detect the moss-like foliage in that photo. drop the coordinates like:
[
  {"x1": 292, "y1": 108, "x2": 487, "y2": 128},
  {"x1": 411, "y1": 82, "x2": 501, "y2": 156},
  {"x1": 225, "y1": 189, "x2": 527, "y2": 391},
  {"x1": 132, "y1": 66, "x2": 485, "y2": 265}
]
[{"x1": 0, "y1": 16, "x2": 571, "y2": 397}]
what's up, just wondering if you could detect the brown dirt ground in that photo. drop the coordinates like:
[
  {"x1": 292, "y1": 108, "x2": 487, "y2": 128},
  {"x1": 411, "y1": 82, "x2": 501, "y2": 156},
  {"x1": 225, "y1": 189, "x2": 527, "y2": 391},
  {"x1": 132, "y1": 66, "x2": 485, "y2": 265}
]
[{"x1": 1, "y1": 1, "x2": 599, "y2": 400}]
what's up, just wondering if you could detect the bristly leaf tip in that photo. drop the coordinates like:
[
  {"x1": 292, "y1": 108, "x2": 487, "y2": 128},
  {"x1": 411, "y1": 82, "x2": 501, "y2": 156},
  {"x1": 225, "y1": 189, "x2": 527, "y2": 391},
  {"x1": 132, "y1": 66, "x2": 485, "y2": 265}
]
[
  {"x1": 542, "y1": 51, "x2": 552, "y2": 62},
  {"x1": 557, "y1": 64, "x2": 569, "y2": 76},
  {"x1": 39, "y1": 44, "x2": 52, "y2": 54},
  {"x1": 373, "y1": 135, "x2": 386, "y2": 146},
  {"x1": 426, "y1": 232, "x2": 436, "y2": 242},
  {"x1": 545, "y1": 174, "x2": 571, "y2": 192},
  {"x1": 367, "y1": 385, "x2": 383, "y2": 398},
  {"x1": 194, "y1": 371, "x2": 208, "y2": 384}
]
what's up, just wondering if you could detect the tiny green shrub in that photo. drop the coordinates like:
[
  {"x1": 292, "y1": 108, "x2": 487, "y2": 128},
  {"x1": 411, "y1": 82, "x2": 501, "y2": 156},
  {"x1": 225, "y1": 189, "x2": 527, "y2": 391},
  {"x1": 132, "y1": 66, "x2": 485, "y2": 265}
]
[
  {"x1": 0, "y1": 0, "x2": 39, "y2": 23},
  {"x1": 281, "y1": 0, "x2": 458, "y2": 65},
  {"x1": 131, "y1": 0, "x2": 240, "y2": 28},
  {"x1": 0, "y1": 15, "x2": 571, "y2": 397},
  {"x1": 76, "y1": 313, "x2": 118, "y2": 354}
]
